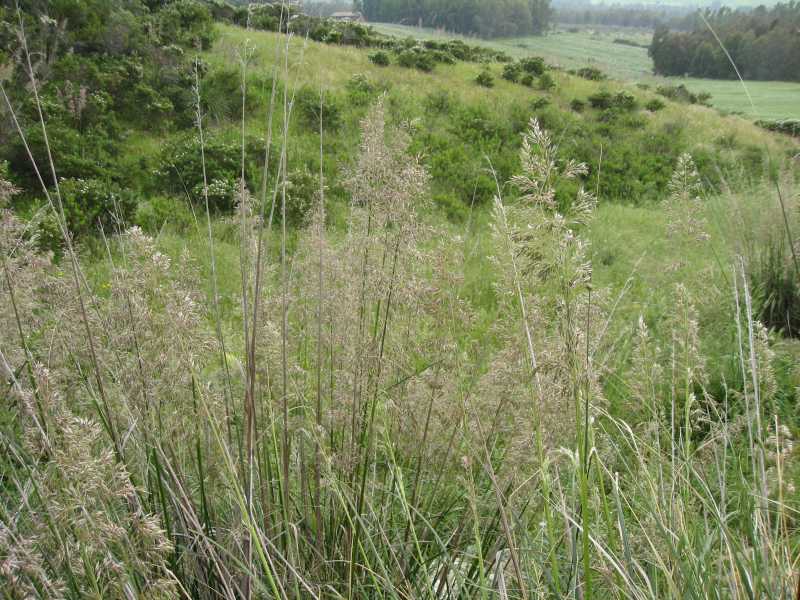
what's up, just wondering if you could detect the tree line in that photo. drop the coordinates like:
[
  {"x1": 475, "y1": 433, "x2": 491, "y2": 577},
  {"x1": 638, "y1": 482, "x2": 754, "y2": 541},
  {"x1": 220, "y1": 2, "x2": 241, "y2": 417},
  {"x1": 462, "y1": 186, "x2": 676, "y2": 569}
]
[
  {"x1": 555, "y1": 4, "x2": 696, "y2": 31},
  {"x1": 356, "y1": 0, "x2": 552, "y2": 38},
  {"x1": 649, "y1": 2, "x2": 800, "y2": 81}
]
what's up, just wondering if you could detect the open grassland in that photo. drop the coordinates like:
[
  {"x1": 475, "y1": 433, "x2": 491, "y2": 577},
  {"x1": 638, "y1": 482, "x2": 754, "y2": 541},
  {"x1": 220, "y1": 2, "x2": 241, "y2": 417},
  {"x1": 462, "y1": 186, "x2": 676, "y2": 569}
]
[{"x1": 372, "y1": 22, "x2": 800, "y2": 120}]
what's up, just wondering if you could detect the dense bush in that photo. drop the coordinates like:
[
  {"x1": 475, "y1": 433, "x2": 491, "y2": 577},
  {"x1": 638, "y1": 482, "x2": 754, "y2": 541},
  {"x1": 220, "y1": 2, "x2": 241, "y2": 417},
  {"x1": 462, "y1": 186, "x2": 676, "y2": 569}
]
[
  {"x1": 751, "y1": 235, "x2": 800, "y2": 335},
  {"x1": 0, "y1": 0, "x2": 212, "y2": 201},
  {"x1": 570, "y1": 99, "x2": 586, "y2": 112},
  {"x1": 475, "y1": 69, "x2": 495, "y2": 88},
  {"x1": 538, "y1": 72, "x2": 556, "y2": 91},
  {"x1": 369, "y1": 51, "x2": 390, "y2": 66},
  {"x1": 756, "y1": 119, "x2": 800, "y2": 138},
  {"x1": 575, "y1": 67, "x2": 607, "y2": 81},
  {"x1": 645, "y1": 98, "x2": 666, "y2": 112},
  {"x1": 502, "y1": 63, "x2": 522, "y2": 83},
  {"x1": 346, "y1": 74, "x2": 378, "y2": 106},
  {"x1": 656, "y1": 84, "x2": 711, "y2": 106},
  {"x1": 520, "y1": 56, "x2": 546, "y2": 76},
  {"x1": 588, "y1": 91, "x2": 613, "y2": 110},
  {"x1": 295, "y1": 86, "x2": 344, "y2": 132},
  {"x1": 42, "y1": 178, "x2": 137, "y2": 246},
  {"x1": 155, "y1": 135, "x2": 263, "y2": 211}
]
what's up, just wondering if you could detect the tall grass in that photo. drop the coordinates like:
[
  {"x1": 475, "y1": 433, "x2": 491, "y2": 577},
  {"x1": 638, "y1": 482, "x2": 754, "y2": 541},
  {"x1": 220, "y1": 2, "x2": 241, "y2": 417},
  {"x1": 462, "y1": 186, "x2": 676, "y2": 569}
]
[{"x1": 1, "y1": 16, "x2": 799, "y2": 600}]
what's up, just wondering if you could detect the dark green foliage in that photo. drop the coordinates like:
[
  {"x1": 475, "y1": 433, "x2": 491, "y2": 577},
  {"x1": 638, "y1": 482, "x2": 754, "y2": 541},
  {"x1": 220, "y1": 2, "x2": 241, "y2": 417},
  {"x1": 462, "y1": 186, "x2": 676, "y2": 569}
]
[
  {"x1": 346, "y1": 74, "x2": 378, "y2": 106},
  {"x1": 519, "y1": 56, "x2": 546, "y2": 76},
  {"x1": 369, "y1": 51, "x2": 390, "y2": 66},
  {"x1": 751, "y1": 235, "x2": 800, "y2": 336},
  {"x1": 155, "y1": 134, "x2": 263, "y2": 211},
  {"x1": 756, "y1": 119, "x2": 800, "y2": 138},
  {"x1": 614, "y1": 91, "x2": 637, "y2": 111},
  {"x1": 0, "y1": 0, "x2": 211, "y2": 201},
  {"x1": 360, "y1": 0, "x2": 552, "y2": 38},
  {"x1": 645, "y1": 98, "x2": 666, "y2": 112},
  {"x1": 44, "y1": 178, "x2": 137, "y2": 245},
  {"x1": 649, "y1": 4, "x2": 800, "y2": 81},
  {"x1": 201, "y1": 67, "x2": 273, "y2": 123},
  {"x1": 475, "y1": 69, "x2": 495, "y2": 88},
  {"x1": 502, "y1": 63, "x2": 522, "y2": 83},
  {"x1": 155, "y1": 1, "x2": 217, "y2": 50},
  {"x1": 587, "y1": 90, "x2": 637, "y2": 112},
  {"x1": 530, "y1": 97, "x2": 550, "y2": 110},
  {"x1": 520, "y1": 73, "x2": 535, "y2": 87},
  {"x1": 656, "y1": 84, "x2": 711, "y2": 106},
  {"x1": 295, "y1": 86, "x2": 344, "y2": 132},
  {"x1": 570, "y1": 99, "x2": 586, "y2": 112},
  {"x1": 424, "y1": 90, "x2": 454, "y2": 114},
  {"x1": 538, "y1": 72, "x2": 555, "y2": 91},
  {"x1": 396, "y1": 48, "x2": 435, "y2": 72},
  {"x1": 575, "y1": 67, "x2": 607, "y2": 81},
  {"x1": 557, "y1": 4, "x2": 698, "y2": 29},
  {"x1": 588, "y1": 91, "x2": 613, "y2": 110}
]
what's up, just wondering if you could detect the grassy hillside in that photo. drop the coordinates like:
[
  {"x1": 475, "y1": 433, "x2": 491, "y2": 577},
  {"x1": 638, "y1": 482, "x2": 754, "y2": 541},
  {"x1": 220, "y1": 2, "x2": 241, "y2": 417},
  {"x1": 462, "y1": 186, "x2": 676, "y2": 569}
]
[
  {"x1": 205, "y1": 23, "x2": 795, "y2": 211},
  {"x1": 372, "y1": 22, "x2": 800, "y2": 120},
  {"x1": 4, "y1": 15, "x2": 800, "y2": 599}
]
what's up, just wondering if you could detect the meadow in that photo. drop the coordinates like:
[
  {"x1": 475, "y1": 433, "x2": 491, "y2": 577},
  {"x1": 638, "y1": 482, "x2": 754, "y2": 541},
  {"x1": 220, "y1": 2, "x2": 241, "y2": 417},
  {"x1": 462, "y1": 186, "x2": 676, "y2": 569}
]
[
  {"x1": 372, "y1": 22, "x2": 800, "y2": 120},
  {"x1": 3, "y1": 11, "x2": 800, "y2": 600}
]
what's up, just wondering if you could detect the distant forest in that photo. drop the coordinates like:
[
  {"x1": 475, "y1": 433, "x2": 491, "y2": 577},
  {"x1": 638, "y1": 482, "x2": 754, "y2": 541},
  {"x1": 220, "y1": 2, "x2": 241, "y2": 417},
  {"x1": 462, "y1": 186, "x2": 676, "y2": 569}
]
[
  {"x1": 649, "y1": 2, "x2": 800, "y2": 81},
  {"x1": 555, "y1": 4, "x2": 696, "y2": 30},
  {"x1": 356, "y1": 0, "x2": 552, "y2": 37}
]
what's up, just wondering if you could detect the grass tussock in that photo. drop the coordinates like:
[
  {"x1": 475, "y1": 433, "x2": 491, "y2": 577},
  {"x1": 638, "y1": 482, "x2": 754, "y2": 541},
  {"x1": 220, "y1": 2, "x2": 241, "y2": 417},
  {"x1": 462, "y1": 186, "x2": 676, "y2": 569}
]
[{"x1": 2, "y1": 25, "x2": 800, "y2": 600}]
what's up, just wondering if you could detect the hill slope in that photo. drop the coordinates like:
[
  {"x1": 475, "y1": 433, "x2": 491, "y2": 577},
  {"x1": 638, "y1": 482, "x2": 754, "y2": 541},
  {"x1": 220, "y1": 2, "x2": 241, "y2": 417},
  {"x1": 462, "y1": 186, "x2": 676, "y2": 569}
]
[{"x1": 371, "y1": 22, "x2": 800, "y2": 120}]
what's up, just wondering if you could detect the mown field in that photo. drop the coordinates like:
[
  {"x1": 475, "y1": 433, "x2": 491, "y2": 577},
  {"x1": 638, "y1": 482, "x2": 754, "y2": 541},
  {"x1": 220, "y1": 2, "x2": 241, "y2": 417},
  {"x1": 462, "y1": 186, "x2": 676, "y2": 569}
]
[{"x1": 372, "y1": 22, "x2": 800, "y2": 120}]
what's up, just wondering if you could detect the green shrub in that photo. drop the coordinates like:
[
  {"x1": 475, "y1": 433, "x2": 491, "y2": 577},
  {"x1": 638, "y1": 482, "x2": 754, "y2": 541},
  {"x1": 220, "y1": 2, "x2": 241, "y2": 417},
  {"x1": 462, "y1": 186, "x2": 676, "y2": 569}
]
[
  {"x1": 295, "y1": 86, "x2": 343, "y2": 131},
  {"x1": 52, "y1": 177, "x2": 137, "y2": 241},
  {"x1": 424, "y1": 90, "x2": 454, "y2": 114},
  {"x1": 502, "y1": 63, "x2": 521, "y2": 83},
  {"x1": 415, "y1": 51, "x2": 435, "y2": 72},
  {"x1": 192, "y1": 178, "x2": 238, "y2": 212},
  {"x1": 431, "y1": 50, "x2": 457, "y2": 64},
  {"x1": 519, "y1": 56, "x2": 546, "y2": 76},
  {"x1": 397, "y1": 49, "x2": 435, "y2": 72},
  {"x1": 530, "y1": 97, "x2": 550, "y2": 110},
  {"x1": 575, "y1": 66, "x2": 607, "y2": 81},
  {"x1": 201, "y1": 67, "x2": 271, "y2": 123},
  {"x1": 369, "y1": 51, "x2": 390, "y2": 66},
  {"x1": 656, "y1": 84, "x2": 711, "y2": 106},
  {"x1": 155, "y1": 0, "x2": 217, "y2": 50},
  {"x1": 751, "y1": 235, "x2": 800, "y2": 336},
  {"x1": 756, "y1": 119, "x2": 800, "y2": 138},
  {"x1": 346, "y1": 74, "x2": 377, "y2": 106},
  {"x1": 432, "y1": 191, "x2": 469, "y2": 222},
  {"x1": 645, "y1": 98, "x2": 666, "y2": 112},
  {"x1": 475, "y1": 69, "x2": 495, "y2": 88},
  {"x1": 614, "y1": 91, "x2": 638, "y2": 111},
  {"x1": 156, "y1": 134, "x2": 262, "y2": 211},
  {"x1": 570, "y1": 99, "x2": 586, "y2": 112},
  {"x1": 588, "y1": 90, "x2": 613, "y2": 109},
  {"x1": 538, "y1": 72, "x2": 555, "y2": 91},
  {"x1": 520, "y1": 73, "x2": 535, "y2": 87}
]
